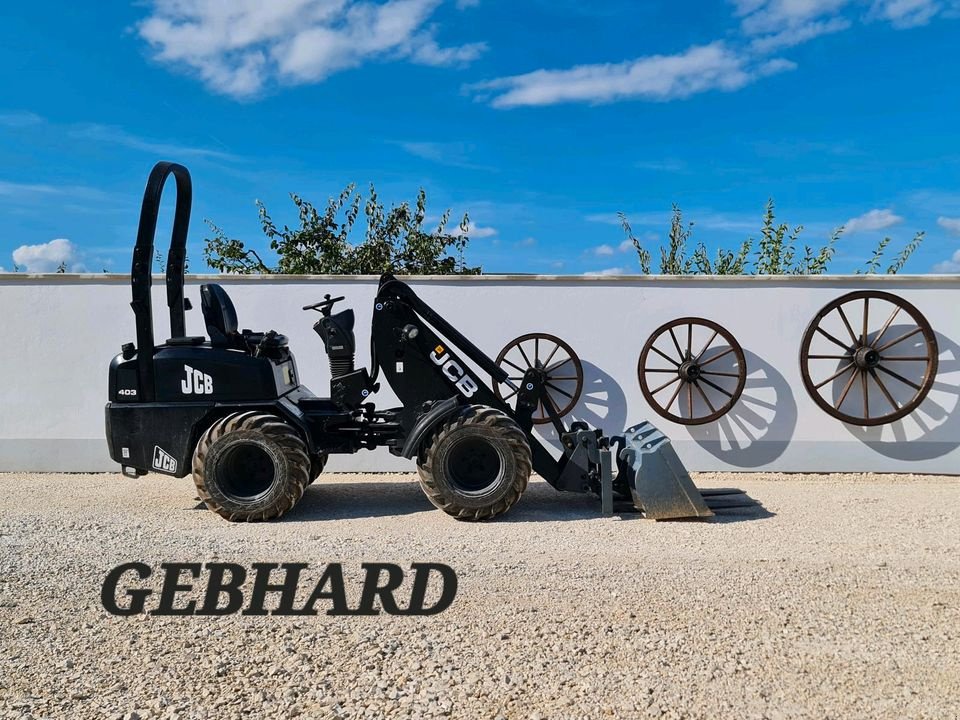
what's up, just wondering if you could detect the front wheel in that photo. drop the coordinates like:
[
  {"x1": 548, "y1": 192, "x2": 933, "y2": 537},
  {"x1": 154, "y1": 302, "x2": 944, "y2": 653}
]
[
  {"x1": 192, "y1": 412, "x2": 310, "y2": 522},
  {"x1": 417, "y1": 405, "x2": 532, "y2": 521}
]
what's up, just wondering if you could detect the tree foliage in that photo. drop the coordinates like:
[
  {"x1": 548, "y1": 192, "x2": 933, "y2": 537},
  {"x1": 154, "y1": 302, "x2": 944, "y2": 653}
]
[
  {"x1": 204, "y1": 184, "x2": 479, "y2": 275},
  {"x1": 620, "y1": 200, "x2": 923, "y2": 275}
]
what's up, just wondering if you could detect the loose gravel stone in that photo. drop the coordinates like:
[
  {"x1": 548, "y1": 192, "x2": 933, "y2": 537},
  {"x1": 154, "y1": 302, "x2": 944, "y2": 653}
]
[{"x1": 0, "y1": 471, "x2": 958, "y2": 719}]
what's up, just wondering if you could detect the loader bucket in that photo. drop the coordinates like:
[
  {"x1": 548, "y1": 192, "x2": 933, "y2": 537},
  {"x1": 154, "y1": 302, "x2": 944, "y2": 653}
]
[{"x1": 616, "y1": 422, "x2": 757, "y2": 520}]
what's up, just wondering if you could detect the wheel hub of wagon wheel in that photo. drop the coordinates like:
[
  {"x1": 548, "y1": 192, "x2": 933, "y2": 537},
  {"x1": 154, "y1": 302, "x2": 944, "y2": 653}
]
[{"x1": 799, "y1": 290, "x2": 939, "y2": 427}]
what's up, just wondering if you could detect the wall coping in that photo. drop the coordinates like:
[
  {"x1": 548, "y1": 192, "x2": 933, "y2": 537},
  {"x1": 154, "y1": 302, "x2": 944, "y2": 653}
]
[{"x1": 2, "y1": 273, "x2": 959, "y2": 285}]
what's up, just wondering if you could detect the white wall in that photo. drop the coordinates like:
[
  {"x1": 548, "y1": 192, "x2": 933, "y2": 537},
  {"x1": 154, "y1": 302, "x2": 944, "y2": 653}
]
[{"x1": 0, "y1": 274, "x2": 957, "y2": 474}]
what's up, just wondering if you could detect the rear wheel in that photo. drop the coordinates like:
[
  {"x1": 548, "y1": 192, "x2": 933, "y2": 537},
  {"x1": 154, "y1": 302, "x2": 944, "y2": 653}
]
[
  {"x1": 417, "y1": 405, "x2": 531, "y2": 521},
  {"x1": 192, "y1": 412, "x2": 310, "y2": 522}
]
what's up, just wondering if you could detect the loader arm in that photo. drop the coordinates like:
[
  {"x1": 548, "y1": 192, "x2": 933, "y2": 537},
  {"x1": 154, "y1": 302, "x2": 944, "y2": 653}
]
[
  {"x1": 373, "y1": 275, "x2": 573, "y2": 489},
  {"x1": 372, "y1": 275, "x2": 759, "y2": 519}
]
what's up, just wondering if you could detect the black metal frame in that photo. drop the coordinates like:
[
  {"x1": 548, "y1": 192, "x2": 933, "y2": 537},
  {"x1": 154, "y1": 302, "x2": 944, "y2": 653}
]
[
  {"x1": 130, "y1": 161, "x2": 193, "y2": 403},
  {"x1": 108, "y1": 162, "x2": 611, "y2": 503}
]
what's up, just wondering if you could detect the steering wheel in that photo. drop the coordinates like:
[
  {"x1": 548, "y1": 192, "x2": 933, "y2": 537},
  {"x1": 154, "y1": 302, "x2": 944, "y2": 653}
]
[{"x1": 302, "y1": 294, "x2": 345, "y2": 315}]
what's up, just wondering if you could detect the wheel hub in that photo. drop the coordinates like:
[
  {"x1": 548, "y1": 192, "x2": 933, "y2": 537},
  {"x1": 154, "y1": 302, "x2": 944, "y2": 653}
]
[
  {"x1": 679, "y1": 360, "x2": 701, "y2": 382},
  {"x1": 445, "y1": 437, "x2": 503, "y2": 495},
  {"x1": 853, "y1": 346, "x2": 881, "y2": 370}
]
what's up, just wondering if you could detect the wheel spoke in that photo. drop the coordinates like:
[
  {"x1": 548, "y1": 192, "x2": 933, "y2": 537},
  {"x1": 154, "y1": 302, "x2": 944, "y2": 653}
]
[
  {"x1": 807, "y1": 354, "x2": 852, "y2": 360},
  {"x1": 861, "y1": 297, "x2": 869, "y2": 347},
  {"x1": 872, "y1": 305, "x2": 901, "y2": 348},
  {"x1": 869, "y1": 368, "x2": 899, "y2": 411},
  {"x1": 502, "y1": 388, "x2": 518, "y2": 402},
  {"x1": 875, "y1": 327, "x2": 923, "y2": 353},
  {"x1": 542, "y1": 342, "x2": 561, "y2": 368},
  {"x1": 545, "y1": 357, "x2": 573, "y2": 373},
  {"x1": 651, "y1": 375, "x2": 681, "y2": 395},
  {"x1": 534, "y1": 336, "x2": 540, "y2": 367},
  {"x1": 650, "y1": 346, "x2": 681, "y2": 367},
  {"x1": 545, "y1": 382, "x2": 575, "y2": 399},
  {"x1": 693, "y1": 381, "x2": 716, "y2": 414},
  {"x1": 668, "y1": 327, "x2": 685, "y2": 362},
  {"x1": 644, "y1": 368, "x2": 679, "y2": 373},
  {"x1": 694, "y1": 329, "x2": 719, "y2": 362},
  {"x1": 835, "y1": 369, "x2": 859, "y2": 410},
  {"x1": 502, "y1": 357, "x2": 526, "y2": 374},
  {"x1": 699, "y1": 346, "x2": 735, "y2": 367},
  {"x1": 698, "y1": 375, "x2": 734, "y2": 398},
  {"x1": 861, "y1": 369, "x2": 869, "y2": 419},
  {"x1": 879, "y1": 356, "x2": 930, "y2": 361},
  {"x1": 664, "y1": 379, "x2": 685, "y2": 411},
  {"x1": 815, "y1": 326, "x2": 852, "y2": 352},
  {"x1": 548, "y1": 375, "x2": 580, "y2": 380},
  {"x1": 687, "y1": 383, "x2": 694, "y2": 418},
  {"x1": 876, "y1": 364, "x2": 921, "y2": 391},
  {"x1": 814, "y1": 362, "x2": 855, "y2": 390},
  {"x1": 686, "y1": 323, "x2": 693, "y2": 359},
  {"x1": 517, "y1": 342, "x2": 533, "y2": 369},
  {"x1": 836, "y1": 304, "x2": 859, "y2": 346},
  {"x1": 700, "y1": 370, "x2": 740, "y2": 378}
]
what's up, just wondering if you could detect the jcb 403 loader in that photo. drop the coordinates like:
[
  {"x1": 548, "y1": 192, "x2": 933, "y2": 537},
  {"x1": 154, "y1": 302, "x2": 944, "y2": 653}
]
[{"x1": 106, "y1": 163, "x2": 757, "y2": 522}]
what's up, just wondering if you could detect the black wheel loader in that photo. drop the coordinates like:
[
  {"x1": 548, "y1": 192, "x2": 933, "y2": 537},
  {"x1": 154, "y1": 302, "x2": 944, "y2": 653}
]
[{"x1": 105, "y1": 163, "x2": 757, "y2": 522}]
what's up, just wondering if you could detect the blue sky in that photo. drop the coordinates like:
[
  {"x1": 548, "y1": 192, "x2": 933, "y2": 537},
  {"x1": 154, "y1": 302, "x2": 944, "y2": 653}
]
[{"x1": 2, "y1": 0, "x2": 960, "y2": 275}]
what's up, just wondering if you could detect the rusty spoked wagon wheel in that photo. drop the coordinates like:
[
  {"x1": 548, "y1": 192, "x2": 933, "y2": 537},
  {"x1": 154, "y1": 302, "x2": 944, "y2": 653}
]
[
  {"x1": 493, "y1": 333, "x2": 584, "y2": 425},
  {"x1": 799, "y1": 291, "x2": 938, "y2": 426},
  {"x1": 638, "y1": 317, "x2": 747, "y2": 426}
]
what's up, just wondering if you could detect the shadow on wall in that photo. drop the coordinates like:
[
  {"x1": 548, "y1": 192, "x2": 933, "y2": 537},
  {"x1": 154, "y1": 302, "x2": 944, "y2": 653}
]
[
  {"x1": 842, "y1": 331, "x2": 960, "y2": 461},
  {"x1": 687, "y1": 349, "x2": 798, "y2": 468},
  {"x1": 535, "y1": 360, "x2": 629, "y2": 452}
]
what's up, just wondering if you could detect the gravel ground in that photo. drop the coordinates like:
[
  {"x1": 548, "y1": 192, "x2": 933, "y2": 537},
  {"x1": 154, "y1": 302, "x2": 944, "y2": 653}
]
[{"x1": 1, "y1": 471, "x2": 958, "y2": 720}]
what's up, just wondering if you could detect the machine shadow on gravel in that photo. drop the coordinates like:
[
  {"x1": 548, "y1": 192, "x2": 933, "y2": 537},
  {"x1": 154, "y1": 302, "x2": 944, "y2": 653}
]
[{"x1": 279, "y1": 480, "x2": 774, "y2": 524}]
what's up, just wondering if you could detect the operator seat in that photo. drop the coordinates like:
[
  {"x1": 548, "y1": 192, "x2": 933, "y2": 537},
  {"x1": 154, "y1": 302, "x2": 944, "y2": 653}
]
[{"x1": 200, "y1": 283, "x2": 288, "y2": 353}]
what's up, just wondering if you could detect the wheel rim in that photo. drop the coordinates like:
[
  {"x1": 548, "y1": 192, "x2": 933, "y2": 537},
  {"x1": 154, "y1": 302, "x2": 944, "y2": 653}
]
[
  {"x1": 493, "y1": 333, "x2": 584, "y2": 425},
  {"x1": 220, "y1": 443, "x2": 276, "y2": 500},
  {"x1": 444, "y1": 436, "x2": 505, "y2": 495},
  {"x1": 799, "y1": 291, "x2": 939, "y2": 426},
  {"x1": 638, "y1": 317, "x2": 747, "y2": 426}
]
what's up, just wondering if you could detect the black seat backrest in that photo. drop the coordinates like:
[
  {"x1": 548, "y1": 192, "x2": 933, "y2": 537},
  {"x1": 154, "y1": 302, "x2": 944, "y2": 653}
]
[{"x1": 200, "y1": 284, "x2": 239, "y2": 347}]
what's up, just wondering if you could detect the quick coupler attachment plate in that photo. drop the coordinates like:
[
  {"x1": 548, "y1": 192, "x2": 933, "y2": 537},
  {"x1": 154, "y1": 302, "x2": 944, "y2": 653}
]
[{"x1": 617, "y1": 421, "x2": 715, "y2": 520}]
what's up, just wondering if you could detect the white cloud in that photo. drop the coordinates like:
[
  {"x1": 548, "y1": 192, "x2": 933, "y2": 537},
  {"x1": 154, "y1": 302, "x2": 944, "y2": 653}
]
[
  {"x1": 396, "y1": 140, "x2": 493, "y2": 170},
  {"x1": 870, "y1": 0, "x2": 941, "y2": 28},
  {"x1": 635, "y1": 159, "x2": 687, "y2": 172},
  {"x1": 618, "y1": 239, "x2": 635, "y2": 252},
  {"x1": 0, "y1": 111, "x2": 44, "y2": 127},
  {"x1": 12, "y1": 239, "x2": 85, "y2": 273},
  {"x1": 0, "y1": 181, "x2": 60, "y2": 197},
  {"x1": 519, "y1": 237, "x2": 536, "y2": 246},
  {"x1": 138, "y1": 0, "x2": 485, "y2": 98},
  {"x1": 593, "y1": 244, "x2": 615, "y2": 256},
  {"x1": 933, "y1": 249, "x2": 960, "y2": 273},
  {"x1": 69, "y1": 124, "x2": 238, "y2": 161},
  {"x1": 585, "y1": 267, "x2": 627, "y2": 276},
  {"x1": 843, "y1": 208, "x2": 903, "y2": 233},
  {"x1": 750, "y1": 16, "x2": 852, "y2": 52},
  {"x1": 735, "y1": 0, "x2": 850, "y2": 35},
  {"x1": 937, "y1": 216, "x2": 960, "y2": 234},
  {"x1": 468, "y1": 42, "x2": 796, "y2": 108},
  {"x1": 462, "y1": 221, "x2": 497, "y2": 238}
]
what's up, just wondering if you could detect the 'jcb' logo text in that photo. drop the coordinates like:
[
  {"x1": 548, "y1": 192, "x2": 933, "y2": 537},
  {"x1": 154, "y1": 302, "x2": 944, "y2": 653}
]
[
  {"x1": 152, "y1": 446, "x2": 178, "y2": 474},
  {"x1": 429, "y1": 346, "x2": 478, "y2": 398},
  {"x1": 181, "y1": 365, "x2": 213, "y2": 395}
]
